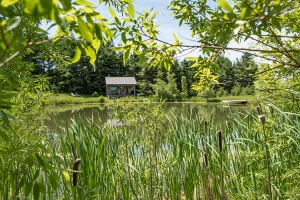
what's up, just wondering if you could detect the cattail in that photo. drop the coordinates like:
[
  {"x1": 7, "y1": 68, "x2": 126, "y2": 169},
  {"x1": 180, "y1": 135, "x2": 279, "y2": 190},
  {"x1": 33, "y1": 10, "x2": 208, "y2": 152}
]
[
  {"x1": 256, "y1": 106, "x2": 262, "y2": 115},
  {"x1": 73, "y1": 158, "x2": 81, "y2": 186},
  {"x1": 259, "y1": 115, "x2": 266, "y2": 124},
  {"x1": 268, "y1": 104, "x2": 274, "y2": 115},
  {"x1": 204, "y1": 153, "x2": 208, "y2": 166},
  {"x1": 204, "y1": 120, "x2": 208, "y2": 134},
  {"x1": 218, "y1": 130, "x2": 222, "y2": 152},
  {"x1": 71, "y1": 142, "x2": 78, "y2": 159}
]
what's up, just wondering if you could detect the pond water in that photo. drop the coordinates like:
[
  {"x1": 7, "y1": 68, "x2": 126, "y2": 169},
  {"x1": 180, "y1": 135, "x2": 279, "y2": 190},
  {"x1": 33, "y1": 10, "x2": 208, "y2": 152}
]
[{"x1": 43, "y1": 103, "x2": 248, "y2": 132}]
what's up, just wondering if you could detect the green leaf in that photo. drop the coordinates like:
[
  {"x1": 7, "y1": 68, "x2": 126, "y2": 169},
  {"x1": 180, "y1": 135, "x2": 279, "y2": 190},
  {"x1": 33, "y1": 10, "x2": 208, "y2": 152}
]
[
  {"x1": 108, "y1": 6, "x2": 116, "y2": 18},
  {"x1": 173, "y1": 33, "x2": 179, "y2": 42},
  {"x1": 123, "y1": 48, "x2": 131, "y2": 66},
  {"x1": 24, "y1": 0, "x2": 37, "y2": 14},
  {"x1": 25, "y1": 182, "x2": 33, "y2": 196},
  {"x1": 1, "y1": 0, "x2": 18, "y2": 7},
  {"x1": 62, "y1": 171, "x2": 70, "y2": 183},
  {"x1": 49, "y1": 171, "x2": 60, "y2": 190},
  {"x1": 121, "y1": 33, "x2": 126, "y2": 43},
  {"x1": 92, "y1": 39, "x2": 101, "y2": 53},
  {"x1": 127, "y1": 2, "x2": 135, "y2": 18},
  {"x1": 5, "y1": 16, "x2": 21, "y2": 33},
  {"x1": 85, "y1": 46, "x2": 96, "y2": 67},
  {"x1": 78, "y1": 18, "x2": 93, "y2": 43},
  {"x1": 217, "y1": 0, "x2": 233, "y2": 13},
  {"x1": 240, "y1": 8, "x2": 247, "y2": 19},
  {"x1": 61, "y1": 0, "x2": 72, "y2": 11},
  {"x1": 0, "y1": 110, "x2": 10, "y2": 128},
  {"x1": 33, "y1": 183, "x2": 40, "y2": 200},
  {"x1": 0, "y1": 130, "x2": 9, "y2": 141},
  {"x1": 38, "y1": 182, "x2": 46, "y2": 194},
  {"x1": 185, "y1": 57, "x2": 198, "y2": 61},
  {"x1": 72, "y1": 46, "x2": 81, "y2": 63},
  {"x1": 35, "y1": 153, "x2": 46, "y2": 168},
  {"x1": 74, "y1": 0, "x2": 94, "y2": 6}
]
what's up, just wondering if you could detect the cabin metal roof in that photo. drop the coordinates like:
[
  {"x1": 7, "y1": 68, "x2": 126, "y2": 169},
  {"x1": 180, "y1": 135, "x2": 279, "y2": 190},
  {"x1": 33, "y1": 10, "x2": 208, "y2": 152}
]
[{"x1": 105, "y1": 77, "x2": 137, "y2": 85}]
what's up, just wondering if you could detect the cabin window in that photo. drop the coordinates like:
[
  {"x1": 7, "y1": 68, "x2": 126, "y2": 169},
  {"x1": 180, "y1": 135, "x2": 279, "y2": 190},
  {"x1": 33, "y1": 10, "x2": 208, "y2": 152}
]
[{"x1": 111, "y1": 87, "x2": 117, "y2": 93}]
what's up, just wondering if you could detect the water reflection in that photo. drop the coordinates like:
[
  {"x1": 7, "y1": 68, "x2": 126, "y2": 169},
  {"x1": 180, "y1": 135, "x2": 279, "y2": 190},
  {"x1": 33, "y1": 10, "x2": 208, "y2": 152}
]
[{"x1": 43, "y1": 103, "x2": 248, "y2": 132}]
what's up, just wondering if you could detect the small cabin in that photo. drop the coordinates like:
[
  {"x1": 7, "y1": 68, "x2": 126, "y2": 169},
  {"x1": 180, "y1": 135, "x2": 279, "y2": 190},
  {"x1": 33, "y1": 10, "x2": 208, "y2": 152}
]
[{"x1": 105, "y1": 77, "x2": 137, "y2": 98}]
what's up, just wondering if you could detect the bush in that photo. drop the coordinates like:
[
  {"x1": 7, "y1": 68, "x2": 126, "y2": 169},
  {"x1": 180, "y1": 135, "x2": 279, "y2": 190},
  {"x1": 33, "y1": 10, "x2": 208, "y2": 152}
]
[
  {"x1": 92, "y1": 91, "x2": 98, "y2": 97},
  {"x1": 242, "y1": 85, "x2": 255, "y2": 95},
  {"x1": 99, "y1": 95, "x2": 105, "y2": 103},
  {"x1": 199, "y1": 88, "x2": 216, "y2": 98},
  {"x1": 216, "y1": 88, "x2": 225, "y2": 97},
  {"x1": 231, "y1": 83, "x2": 242, "y2": 96},
  {"x1": 51, "y1": 84, "x2": 59, "y2": 94}
]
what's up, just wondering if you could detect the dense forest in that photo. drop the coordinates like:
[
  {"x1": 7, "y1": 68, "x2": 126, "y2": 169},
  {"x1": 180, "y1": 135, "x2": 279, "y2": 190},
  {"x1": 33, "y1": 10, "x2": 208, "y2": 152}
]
[{"x1": 28, "y1": 37, "x2": 257, "y2": 99}]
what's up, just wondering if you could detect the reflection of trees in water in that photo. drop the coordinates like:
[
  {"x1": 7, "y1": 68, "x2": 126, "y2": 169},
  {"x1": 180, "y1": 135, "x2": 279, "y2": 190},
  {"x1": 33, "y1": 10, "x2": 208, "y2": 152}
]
[
  {"x1": 43, "y1": 105, "x2": 111, "y2": 131},
  {"x1": 163, "y1": 103, "x2": 246, "y2": 126},
  {"x1": 43, "y1": 103, "x2": 248, "y2": 132}
]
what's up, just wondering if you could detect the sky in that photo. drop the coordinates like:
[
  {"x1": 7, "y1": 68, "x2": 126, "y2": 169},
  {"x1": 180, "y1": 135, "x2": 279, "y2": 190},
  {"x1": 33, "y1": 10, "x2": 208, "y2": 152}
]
[{"x1": 45, "y1": 0, "x2": 247, "y2": 61}]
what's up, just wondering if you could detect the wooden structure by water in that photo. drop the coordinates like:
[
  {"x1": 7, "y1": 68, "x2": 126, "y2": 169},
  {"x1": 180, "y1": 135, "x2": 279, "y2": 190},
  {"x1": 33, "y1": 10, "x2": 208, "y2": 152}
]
[
  {"x1": 221, "y1": 100, "x2": 248, "y2": 105},
  {"x1": 105, "y1": 76, "x2": 137, "y2": 98}
]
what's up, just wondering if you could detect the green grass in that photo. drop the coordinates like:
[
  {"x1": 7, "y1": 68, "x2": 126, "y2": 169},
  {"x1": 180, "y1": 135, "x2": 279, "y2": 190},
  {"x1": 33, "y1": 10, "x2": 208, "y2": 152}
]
[
  {"x1": 3, "y1": 101, "x2": 300, "y2": 199},
  {"x1": 45, "y1": 102, "x2": 300, "y2": 199},
  {"x1": 43, "y1": 93, "x2": 110, "y2": 105},
  {"x1": 44, "y1": 93, "x2": 256, "y2": 105}
]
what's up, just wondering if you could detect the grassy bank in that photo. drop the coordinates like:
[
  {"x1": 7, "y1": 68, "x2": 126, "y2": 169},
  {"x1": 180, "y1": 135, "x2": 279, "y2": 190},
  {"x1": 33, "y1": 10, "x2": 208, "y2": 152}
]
[
  {"x1": 2, "y1": 101, "x2": 300, "y2": 199},
  {"x1": 49, "y1": 102, "x2": 300, "y2": 198},
  {"x1": 44, "y1": 93, "x2": 256, "y2": 105}
]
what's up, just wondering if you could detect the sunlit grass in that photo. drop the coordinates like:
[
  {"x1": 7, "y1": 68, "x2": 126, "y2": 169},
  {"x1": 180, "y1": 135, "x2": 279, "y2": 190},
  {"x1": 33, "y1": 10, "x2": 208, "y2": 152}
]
[
  {"x1": 46, "y1": 101, "x2": 300, "y2": 199},
  {"x1": 44, "y1": 93, "x2": 256, "y2": 105}
]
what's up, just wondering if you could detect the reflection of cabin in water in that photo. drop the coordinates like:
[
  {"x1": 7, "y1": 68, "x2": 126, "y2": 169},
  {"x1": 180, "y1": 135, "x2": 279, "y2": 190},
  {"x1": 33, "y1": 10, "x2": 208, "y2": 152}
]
[{"x1": 105, "y1": 77, "x2": 137, "y2": 98}]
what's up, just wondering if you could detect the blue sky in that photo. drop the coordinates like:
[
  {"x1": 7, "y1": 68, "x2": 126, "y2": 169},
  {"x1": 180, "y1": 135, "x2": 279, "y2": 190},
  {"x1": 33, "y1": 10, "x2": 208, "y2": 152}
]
[{"x1": 44, "y1": 0, "x2": 245, "y2": 61}]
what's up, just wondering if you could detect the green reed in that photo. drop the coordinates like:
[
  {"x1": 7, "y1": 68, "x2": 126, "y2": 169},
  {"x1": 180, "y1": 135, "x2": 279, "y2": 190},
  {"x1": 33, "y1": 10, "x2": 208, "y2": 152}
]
[{"x1": 15, "y1": 101, "x2": 300, "y2": 199}]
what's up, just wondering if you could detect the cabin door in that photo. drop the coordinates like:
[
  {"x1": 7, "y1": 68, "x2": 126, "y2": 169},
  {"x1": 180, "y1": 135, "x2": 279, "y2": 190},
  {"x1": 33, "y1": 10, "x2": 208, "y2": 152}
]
[{"x1": 126, "y1": 87, "x2": 129, "y2": 94}]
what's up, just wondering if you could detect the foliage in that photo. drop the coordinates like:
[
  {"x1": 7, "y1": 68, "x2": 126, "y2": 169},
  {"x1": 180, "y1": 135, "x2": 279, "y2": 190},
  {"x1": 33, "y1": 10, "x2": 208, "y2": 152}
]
[
  {"x1": 216, "y1": 88, "x2": 229, "y2": 97},
  {"x1": 181, "y1": 76, "x2": 188, "y2": 98},
  {"x1": 199, "y1": 88, "x2": 216, "y2": 98},
  {"x1": 99, "y1": 95, "x2": 105, "y2": 103},
  {"x1": 241, "y1": 85, "x2": 255, "y2": 95},
  {"x1": 92, "y1": 91, "x2": 98, "y2": 97},
  {"x1": 231, "y1": 83, "x2": 242, "y2": 96},
  {"x1": 153, "y1": 71, "x2": 180, "y2": 101},
  {"x1": 42, "y1": 101, "x2": 300, "y2": 199}
]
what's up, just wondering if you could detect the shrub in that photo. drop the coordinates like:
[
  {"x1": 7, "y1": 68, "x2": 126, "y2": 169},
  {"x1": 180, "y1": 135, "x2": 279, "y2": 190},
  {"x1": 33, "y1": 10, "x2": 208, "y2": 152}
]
[
  {"x1": 92, "y1": 91, "x2": 98, "y2": 97},
  {"x1": 231, "y1": 83, "x2": 242, "y2": 96},
  {"x1": 51, "y1": 84, "x2": 59, "y2": 94},
  {"x1": 199, "y1": 88, "x2": 216, "y2": 98},
  {"x1": 216, "y1": 88, "x2": 225, "y2": 97},
  {"x1": 242, "y1": 85, "x2": 255, "y2": 95},
  {"x1": 99, "y1": 95, "x2": 105, "y2": 103}
]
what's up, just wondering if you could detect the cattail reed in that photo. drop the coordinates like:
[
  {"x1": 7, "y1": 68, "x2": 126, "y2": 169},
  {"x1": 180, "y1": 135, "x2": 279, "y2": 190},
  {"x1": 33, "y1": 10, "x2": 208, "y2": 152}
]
[
  {"x1": 259, "y1": 114, "x2": 272, "y2": 199},
  {"x1": 218, "y1": 130, "x2": 222, "y2": 152},
  {"x1": 204, "y1": 120, "x2": 208, "y2": 134},
  {"x1": 259, "y1": 115, "x2": 266, "y2": 124},
  {"x1": 73, "y1": 158, "x2": 81, "y2": 186},
  {"x1": 256, "y1": 106, "x2": 262, "y2": 115},
  {"x1": 204, "y1": 153, "x2": 208, "y2": 166},
  {"x1": 268, "y1": 104, "x2": 274, "y2": 115}
]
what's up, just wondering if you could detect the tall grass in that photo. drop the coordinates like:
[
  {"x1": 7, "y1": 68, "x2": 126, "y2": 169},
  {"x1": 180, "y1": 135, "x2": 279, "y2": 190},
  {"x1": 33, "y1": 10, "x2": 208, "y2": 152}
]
[
  {"x1": 3, "y1": 101, "x2": 300, "y2": 199},
  {"x1": 45, "y1": 102, "x2": 300, "y2": 199}
]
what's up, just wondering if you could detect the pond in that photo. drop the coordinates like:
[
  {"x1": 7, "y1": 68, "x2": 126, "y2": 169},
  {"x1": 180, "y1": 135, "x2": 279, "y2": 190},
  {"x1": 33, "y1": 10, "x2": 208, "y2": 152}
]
[{"x1": 43, "y1": 102, "x2": 248, "y2": 132}]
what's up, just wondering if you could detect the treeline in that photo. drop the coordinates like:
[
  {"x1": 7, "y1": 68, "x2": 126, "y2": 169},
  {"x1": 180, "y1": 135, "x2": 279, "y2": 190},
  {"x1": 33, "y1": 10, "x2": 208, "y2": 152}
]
[{"x1": 27, "y1": 37, "x2": 257, "y2": 98}]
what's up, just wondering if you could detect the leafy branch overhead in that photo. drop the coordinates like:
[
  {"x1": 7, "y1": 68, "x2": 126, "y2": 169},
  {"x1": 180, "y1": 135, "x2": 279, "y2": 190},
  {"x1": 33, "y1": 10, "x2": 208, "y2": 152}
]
[{"x1": 1, "y1": 0, "x2": 300, "y2": 92}]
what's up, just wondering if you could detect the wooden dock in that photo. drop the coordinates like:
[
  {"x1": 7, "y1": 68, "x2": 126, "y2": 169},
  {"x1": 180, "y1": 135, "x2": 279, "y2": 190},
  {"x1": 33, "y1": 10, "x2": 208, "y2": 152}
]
[{"x1": 221, "y1": 100, "x2": 248, "y2": 105}]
